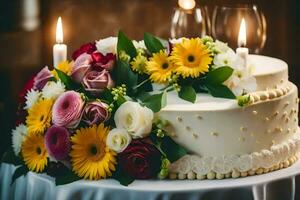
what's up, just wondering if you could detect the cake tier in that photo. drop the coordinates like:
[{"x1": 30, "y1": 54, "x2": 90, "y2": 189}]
[
  {"x1": 158, "y1": 55, "x2": 299, "y2": 178},
  {"x1": 250, "y1": 55, "x2": 288, "y2": 91},
  {"x1": 160, "y1": 82, "x2": 299, "y2": 157}
]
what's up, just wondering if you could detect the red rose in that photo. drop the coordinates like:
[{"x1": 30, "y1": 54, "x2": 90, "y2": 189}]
[
  {"x1": 16, "y1": 75, "x2": 35, "y2": 125},
  {"x1": 118, "y1": 138, "x2": 162, "y2": 179},
  {"x1": 72, "y1": 42, "x2": 96, "y2": 60},
  {"x1": 91, "y1": 52, "x2": 116, "y2": 71}
]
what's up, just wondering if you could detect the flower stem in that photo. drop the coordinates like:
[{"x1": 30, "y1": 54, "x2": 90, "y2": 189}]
[{"x1": 133, "y1": 78, "x2": 150, "y2": 90}]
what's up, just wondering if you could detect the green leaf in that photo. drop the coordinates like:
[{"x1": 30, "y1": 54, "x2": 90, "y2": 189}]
[
  {"x1": 117, "y1": 31, "x2": 137, "y2": 59},
  {"x1": 1, "y1": 148, "x2": 23, "y2": 166},
  {"x1": 112, "y1": 60, "x2": 138, "y2": 92},
  {"x1": 161, "y1": 136, "x2": 187, "y2": 163},
  {"x1": 55, "y1": 169, "x2": 81, "y2": 186},
  {"x1": 55, "y1": 68, "x2": 78, "y2": 90},
  {"x1": 112, "y1": 165, "x2": 134, "y2": 186},
  {"x1": 205, "y1": 66, "x2": 233, "y2": 84},
  {"x1": 206, "y1": 83, "x2": 236, "y2": 99},
  {"x1": 138, "y1": 91, "x2": 167, "y2": 113},
  {"x1": 178, "y1": 86, "x2": 196, "y2": 103},
  {"x1": 11, "y1": 165, "x2": 28, "y2": 185},
  {"x1": 144, "y1": 32, "x2": 165, "y2": 54}
]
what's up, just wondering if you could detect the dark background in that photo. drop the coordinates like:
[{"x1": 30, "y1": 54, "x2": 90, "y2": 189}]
[{"x1": 0, "y1": 0, "x2": 299, "y2": 156}]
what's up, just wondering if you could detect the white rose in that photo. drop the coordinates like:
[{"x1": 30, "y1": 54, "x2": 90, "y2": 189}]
[
  {"x1": 106, "y1": 128, "x2": 132, "y2": 153},
  {"x1": 96, "y1": 37, "x2": 117, "y2": 55},
  {"x1": 114, "y1": 101, "x2": 154, "y2": 138}
]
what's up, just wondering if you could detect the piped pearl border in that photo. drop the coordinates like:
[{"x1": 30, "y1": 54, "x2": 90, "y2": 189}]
[
  {"x1": 248, "y1": 85, "x2": 291, "y2": 105},
  {"x1": 169, "y1": 156, "x2": 298, "y2": 180},
  {"x1": 168, "y1": 138, "x2": 300, "y2": 180}
]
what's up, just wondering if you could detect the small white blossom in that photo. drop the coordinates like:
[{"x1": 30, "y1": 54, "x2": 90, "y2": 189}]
[
  {"x1": 24, "y1": 89, "x2": 41, "y2": 110},
  {"x1": 11, "y1": 124, "x2": 28, "y2": 156},
  {"x1": 169, "y1": 37, "x2": 186, "y2": 44},
  {"x1": 133, "y1": 40, "x2": 146, "y2": 50},
  {"x1": 42, "y1": 80, "x2": 65, "y2": 99},
  {"x1": 213, "y1": 49, "x2": 237, "y2": 68},
  {"x1": 96, "y1": 37, "x2": 117, "y2": 55},
  {"x1": 214, "y1": 40, "x2": 231, "y2": 53}
]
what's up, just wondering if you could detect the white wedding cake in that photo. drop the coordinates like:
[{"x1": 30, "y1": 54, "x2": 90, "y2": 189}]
[{"x1": 160, "y1": 55, "x2": 300, "y2": 180}]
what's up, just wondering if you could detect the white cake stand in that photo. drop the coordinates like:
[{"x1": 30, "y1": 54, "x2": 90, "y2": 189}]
[{"x1": 1, "y1": 162, "x2": 300, "y2": 200}]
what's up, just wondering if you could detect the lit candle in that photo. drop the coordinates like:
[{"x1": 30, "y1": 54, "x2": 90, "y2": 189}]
[
  {"x1": 236, "y1": 18, "x2": 249, "y2": 68},
  {"x1": 178, "y1": 0, "x2": 196, "y2": 10},
  {"x1": 53, "y1": 17, "x2": 67, "y2": 67}
]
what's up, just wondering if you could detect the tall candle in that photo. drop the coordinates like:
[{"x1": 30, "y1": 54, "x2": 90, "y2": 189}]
[
  {"x1": 236, "y1": 18, "x2": 249, "y2": 68},
  {"x1": 53, "y1": 17, "x2": 67, "y2": 68}
]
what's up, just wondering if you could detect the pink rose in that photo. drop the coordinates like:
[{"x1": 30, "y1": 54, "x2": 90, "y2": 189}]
[
  {"x1": 82, "y1": 70, "x2": 114, "y2": 95},
  {"x1": 52, "y1": 91, "x2": 84, "y2": 129},
  {"x1": 72, "y1": 42, "x2": 96, "y2": 60},
  {"x1": 71, "y1": 53, "x2": 92, "y2": 83},
  {"x1": 34, "y1": 66, "x2": 53, "y2": 90},
  {"x1": 82, "y1": 101, "x2": 109, "y2": 125}
]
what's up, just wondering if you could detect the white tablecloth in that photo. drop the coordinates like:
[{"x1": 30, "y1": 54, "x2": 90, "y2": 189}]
[{"x1": 1, "y1": 162, "x2": 300, "y2": 200}]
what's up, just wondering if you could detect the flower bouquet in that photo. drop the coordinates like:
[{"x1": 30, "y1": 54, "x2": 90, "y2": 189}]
[{"x1": 2, "y1": 31, "x2": 256, "y2": 185}]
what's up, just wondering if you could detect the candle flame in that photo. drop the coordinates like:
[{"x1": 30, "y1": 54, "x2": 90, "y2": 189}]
[
  {"x1": 238, "y1": 18, "x2": 247, "y2": 47},
  {"x1": 178, "y1": 0, "x2": 196, "y2": 10},
  {"x1": 56, "y1": 17, "x2": 63, "y2": 43}
]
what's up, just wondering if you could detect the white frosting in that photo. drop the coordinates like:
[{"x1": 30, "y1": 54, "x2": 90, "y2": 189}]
[{"x1": 169, "y1": 137, "x2": 300, "y2": 175}]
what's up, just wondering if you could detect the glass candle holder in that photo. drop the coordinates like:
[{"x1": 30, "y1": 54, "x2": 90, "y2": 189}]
[
  {"x1": 212, "y1": 5, "x2": 267, "y2": 54},
  {"x1": 170, "y1": 6, "x2": 210, "y2": 39}
]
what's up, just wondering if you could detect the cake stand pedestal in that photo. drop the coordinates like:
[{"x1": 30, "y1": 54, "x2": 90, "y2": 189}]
[{"x1": 1, "y1": 162, "x2": 300, "y2": 200}]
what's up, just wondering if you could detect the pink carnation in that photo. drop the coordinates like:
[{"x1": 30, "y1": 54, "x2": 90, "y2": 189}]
[
  {"x1": 45, "y1": 126, "x2": 71, "y2": 161},
  {"x1": 34, "y1": 66, "x2": 53, "y2": 90},
  {"x1": 52, "y1": 91, "x2": 84, "y2": 129}
]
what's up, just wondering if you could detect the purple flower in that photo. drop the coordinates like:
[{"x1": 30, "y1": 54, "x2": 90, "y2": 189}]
[
  {"x1": 71, "y1": 53, "x2": 92, "y2": 83},
  {"x1": 82, "y1": 101, "x2": 110, "y2": 125},
  {"x1": 45, "y1": 126, "x2": 71, "y2": 160},
  {"x1": 52, "y1": 91, "x2": 84, "y2": 129},
  {"x1": 34, "y1": 66, "x2": 53, "y2": 90},
  {"x1": 82, "y1": 70, "x2": 114, "y2": 95}
]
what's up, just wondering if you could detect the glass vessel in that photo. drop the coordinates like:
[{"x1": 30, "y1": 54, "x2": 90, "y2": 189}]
[
  {"x1": 170, "y1": 6, "x2": 210, "y2": 39},
  {"x1": 212, "y1": 5, "x2": 266, "y2": 54}
]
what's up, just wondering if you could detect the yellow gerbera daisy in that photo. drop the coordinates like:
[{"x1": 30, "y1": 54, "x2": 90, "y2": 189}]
[
  {"x1": 145, "y1": 50, "x2": 176, "y2": 83},
  {"x1": 70, "y1": 124, "x2": 117, "y2": 180},
  {"x1": 22, "y1": 133, "x2": 48, "y2": 172},
  {"x1": 130, "y1": 53, "x2": 148, "y2": 74},
  {"x1": 52, "y1": 61, "x2": 73, "y2": 79},
  {"x1": 26, "y1": 98, "x2": 53, "y2": 135},
  {"x1": 170, "y1": 38, "x2": 212, "y2": 78}
]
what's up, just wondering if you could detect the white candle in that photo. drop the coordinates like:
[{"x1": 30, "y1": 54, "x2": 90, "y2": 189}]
[
  {"x1": 53, "y1": 17, "x2": 67, "y2": 68},
  {"x1": 236, "y1": 18, "x2": 249, "y2": 68},
  {"x1": 178, "y1": 0, "x2": 196, "y2": 10}
]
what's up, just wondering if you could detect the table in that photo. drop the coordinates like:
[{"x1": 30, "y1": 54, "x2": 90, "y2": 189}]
[{"x1": 1, "y1": 162, "x2": 300, "y2": 200}]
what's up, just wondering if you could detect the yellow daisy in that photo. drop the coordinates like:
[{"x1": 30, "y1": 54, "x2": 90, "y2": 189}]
[
  {"x1": 145, "y1": 50, "x2": 176, "y2": 83},
  {"x1": 26, "y1": 98, "x2": 53, "y2": 135},
  {"x1": 130, "y1": 53, "x2": 148, "y2": 74},
  {"x1": 170, "y1": 38, "x2": 212, "y2": 78},
  {"x1": 22, "y1": 133, "x2": 48, "y2": 172},
  {"x1": 52, "y1": 61, "x2": 73, "y2": 79},
  {"x1": 70, "y1": 124, "x2": 117, "y2": 180}
]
